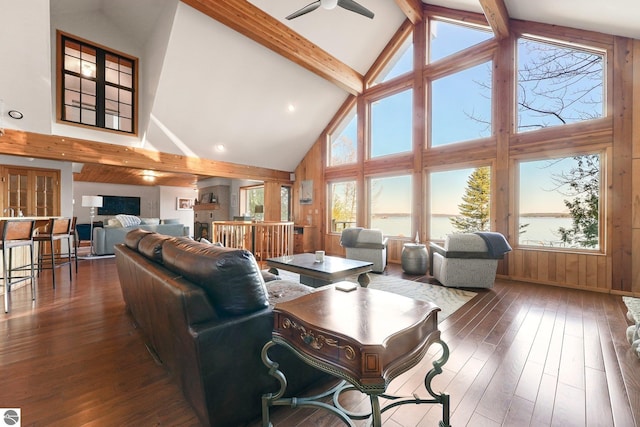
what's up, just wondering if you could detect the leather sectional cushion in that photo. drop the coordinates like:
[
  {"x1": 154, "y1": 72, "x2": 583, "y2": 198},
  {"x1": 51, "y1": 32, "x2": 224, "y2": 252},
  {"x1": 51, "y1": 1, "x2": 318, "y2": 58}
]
[
  {"x1": 161, "y1": 239, "x2": 269, "y2": 316},
  {"x1": 124, "y1": 228, "x2": 155, "y2": 250},
  {"x1": 138, "y1": 233, "x2": 174, "y2": 263}
]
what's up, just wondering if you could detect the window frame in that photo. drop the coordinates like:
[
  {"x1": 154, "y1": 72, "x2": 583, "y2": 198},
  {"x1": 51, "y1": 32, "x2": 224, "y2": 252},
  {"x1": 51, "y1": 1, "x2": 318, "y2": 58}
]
[
  {"x1": 513, "y1": 149, "x2": 605, "y2": 252},
  {"x1": 327, "y1": 179, "x2": 358, "y2": 234},
  {"x1": 56, "y1": 30, "x2": 138, "y2": 135}
]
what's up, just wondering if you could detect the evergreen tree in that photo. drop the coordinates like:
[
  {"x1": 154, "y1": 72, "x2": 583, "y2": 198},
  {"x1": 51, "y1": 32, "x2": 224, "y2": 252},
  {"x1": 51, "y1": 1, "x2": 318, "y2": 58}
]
[
  {"x1": 450, "y1": 167, "x2": 490, "y2": 233},
  {"x1": 554, "y1": 154, "x2": 599, "y2": 248}
]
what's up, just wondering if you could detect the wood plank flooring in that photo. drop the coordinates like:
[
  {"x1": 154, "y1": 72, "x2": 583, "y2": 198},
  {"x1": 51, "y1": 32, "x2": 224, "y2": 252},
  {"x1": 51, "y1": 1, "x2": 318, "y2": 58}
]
[{"x1": 1, "y1": 259, "x2": 638, "y2": 426}]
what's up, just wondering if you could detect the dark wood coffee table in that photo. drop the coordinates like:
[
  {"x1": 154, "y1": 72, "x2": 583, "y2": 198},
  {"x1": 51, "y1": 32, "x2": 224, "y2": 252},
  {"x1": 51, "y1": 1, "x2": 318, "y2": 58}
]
[
  {"x1": 261, "y1": 285, "x2": 451, "y2": 427},
  {"x1": 266, "y1": 253, "x2": 373, "y2": 287}
]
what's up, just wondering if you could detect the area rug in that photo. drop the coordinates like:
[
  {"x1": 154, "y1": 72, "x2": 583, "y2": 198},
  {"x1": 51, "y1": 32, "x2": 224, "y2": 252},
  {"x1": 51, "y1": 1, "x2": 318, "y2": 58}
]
[{"x1": 275, "y1": 271, "x2": 476, "y2": 321}]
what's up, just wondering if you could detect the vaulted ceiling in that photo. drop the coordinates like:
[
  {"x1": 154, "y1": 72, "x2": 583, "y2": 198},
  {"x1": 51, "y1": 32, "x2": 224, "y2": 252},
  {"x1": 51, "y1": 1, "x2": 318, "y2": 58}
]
[{"x1": 2, "y1": 0, "x2": 639, "y2": 186}]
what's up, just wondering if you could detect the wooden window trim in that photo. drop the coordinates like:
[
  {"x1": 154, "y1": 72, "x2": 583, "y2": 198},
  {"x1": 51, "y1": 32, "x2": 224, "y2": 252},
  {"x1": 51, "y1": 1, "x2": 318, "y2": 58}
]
[{"x1": 56, "y1": 30, "x2": 139, "y2": 136}]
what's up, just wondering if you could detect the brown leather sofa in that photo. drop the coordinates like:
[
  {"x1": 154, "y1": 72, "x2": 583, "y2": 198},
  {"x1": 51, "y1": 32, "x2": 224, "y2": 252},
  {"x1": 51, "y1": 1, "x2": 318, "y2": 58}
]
[{"x1": 114, "y1": 229, "x2": 327, "y2": 426}]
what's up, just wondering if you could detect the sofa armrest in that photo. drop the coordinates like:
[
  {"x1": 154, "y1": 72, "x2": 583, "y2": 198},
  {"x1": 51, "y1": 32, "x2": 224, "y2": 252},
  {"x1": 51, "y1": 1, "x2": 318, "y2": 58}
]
[
  {"x1": 190, "y1": 308, "x2": 326, "y2": 426},
  {"x1": 429, "y1": 242, "x2": 445, "y2": 275}
]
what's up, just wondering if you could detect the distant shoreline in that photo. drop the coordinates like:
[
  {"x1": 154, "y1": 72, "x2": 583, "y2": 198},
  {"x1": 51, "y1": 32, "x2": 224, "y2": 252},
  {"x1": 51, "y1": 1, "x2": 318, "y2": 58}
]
[{"x1": 379, "y1": 213, "x2": 572, "y2": 218}]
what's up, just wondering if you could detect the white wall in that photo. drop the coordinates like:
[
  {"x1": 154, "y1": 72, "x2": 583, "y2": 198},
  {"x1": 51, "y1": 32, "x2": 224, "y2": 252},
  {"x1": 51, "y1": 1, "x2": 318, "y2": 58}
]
[
  {"x1": 159, "y1": 185, "x2": 195, "y2": 236},
  {"x1": 73, "y1": 181, "x2": 193, "y2": 228}
]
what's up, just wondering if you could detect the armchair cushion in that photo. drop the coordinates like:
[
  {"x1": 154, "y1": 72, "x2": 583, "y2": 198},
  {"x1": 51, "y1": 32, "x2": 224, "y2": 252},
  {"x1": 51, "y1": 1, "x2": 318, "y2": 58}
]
[
  {"x1": 340, "y1": 227, "x2": 388, "y2": 273},
  {"x1": 430, "y1": 232, "x2": 511, "y2": 288}
]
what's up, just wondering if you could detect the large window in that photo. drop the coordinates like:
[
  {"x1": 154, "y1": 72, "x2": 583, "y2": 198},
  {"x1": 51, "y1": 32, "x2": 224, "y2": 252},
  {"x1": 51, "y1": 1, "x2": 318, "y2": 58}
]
[
  {"x1": 281, "y1": 186, "x2": 291, "y2": 221},
  {"x1": 58, "y1": 32, "x2": 137, "y2": 134},
  {"x1": 328, "y1": 106, "x2": 357, "y2": 167},
  {"x1": 518, "y1": 154, "x2": 601, "y2": 249},
  {"x1": 240, "y1": 185, "x2": 264, "y2": 220},
  {"x1": 369, "y1": 175, "x2": 412, "y2": 237},
  {"x1": 430, "y1": 167, "x2": 491, "y2": 240},
  {"x1": 517, "y1": 37, "x2": 604, "y2": 132},
  {"x1": 370, "y1": 33, "x2": 413, "y2": 86},
  {"x1": 429, "y1": 20, "x2": 493, "y2": 63},
  {"x1": 329, "y1": 181, "x2": 357, "y2": 232},
  {"x1": 431, "y1": 61, "x2": 492, "y2": 147},
  {"x1": 370, "y1": 89, "x2": 413, "y2": 158}
]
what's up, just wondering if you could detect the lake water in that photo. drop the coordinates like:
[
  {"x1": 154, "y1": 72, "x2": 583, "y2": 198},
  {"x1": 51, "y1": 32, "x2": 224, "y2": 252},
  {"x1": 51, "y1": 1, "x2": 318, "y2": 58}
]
[{"x1": 371, "y1": 215, "x2": 574, "y2": 247}]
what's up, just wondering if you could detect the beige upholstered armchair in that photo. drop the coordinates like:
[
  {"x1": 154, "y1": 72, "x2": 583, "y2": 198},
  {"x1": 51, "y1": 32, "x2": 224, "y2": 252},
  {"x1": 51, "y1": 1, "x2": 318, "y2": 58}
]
[
  {"x1": 340, "y1": 227, "x2": 388, "y2": 273},
  {"x1": 429, "y1": 232, "x2": 511, "y2": 288}
]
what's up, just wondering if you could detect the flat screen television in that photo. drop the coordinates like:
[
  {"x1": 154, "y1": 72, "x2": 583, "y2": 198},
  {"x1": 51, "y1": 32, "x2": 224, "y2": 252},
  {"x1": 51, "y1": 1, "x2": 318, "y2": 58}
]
[{"x1": 97, "y1": 195, "x2": 141, "y2": 216}]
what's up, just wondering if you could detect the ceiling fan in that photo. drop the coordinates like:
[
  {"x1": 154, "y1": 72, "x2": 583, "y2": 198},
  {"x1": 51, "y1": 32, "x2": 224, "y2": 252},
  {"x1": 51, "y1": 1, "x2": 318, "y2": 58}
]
[{"x1": 286, "y1": 0, "x2": 374, "y2": 20}]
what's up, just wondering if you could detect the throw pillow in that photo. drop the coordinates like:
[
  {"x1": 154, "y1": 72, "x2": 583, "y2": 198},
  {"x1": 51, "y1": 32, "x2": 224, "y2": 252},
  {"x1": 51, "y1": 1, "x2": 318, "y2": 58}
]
[
  {"x1": 107, "y1": 218, "x2": 123, "y2": 227},
  {"x1": 116, "y1": 214, "x2": 142, "y2": 228}
]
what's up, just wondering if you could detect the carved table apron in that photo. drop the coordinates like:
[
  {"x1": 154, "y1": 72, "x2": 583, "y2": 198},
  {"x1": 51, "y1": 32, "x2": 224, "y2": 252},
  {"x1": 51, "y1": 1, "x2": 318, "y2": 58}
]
[{"x1": 261, "y1": 284, "x2": 451, "y2": 427}]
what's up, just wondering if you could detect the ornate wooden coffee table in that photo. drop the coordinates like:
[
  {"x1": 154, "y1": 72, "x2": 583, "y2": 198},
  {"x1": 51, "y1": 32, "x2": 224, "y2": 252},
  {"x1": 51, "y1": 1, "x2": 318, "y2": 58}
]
[
  {"x1": 266, "y1": 253, "x2": 373, "y2": 287},
  {"x1": 261, "y1": 284, "x2": 451, "y2": 427}
]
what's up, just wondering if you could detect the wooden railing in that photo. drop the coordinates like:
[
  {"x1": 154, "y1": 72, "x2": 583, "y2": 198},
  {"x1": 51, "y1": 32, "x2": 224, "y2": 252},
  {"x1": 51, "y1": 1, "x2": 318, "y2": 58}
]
[{"x1": 211, "y1": 221, "x2": 294, "y2": 263}]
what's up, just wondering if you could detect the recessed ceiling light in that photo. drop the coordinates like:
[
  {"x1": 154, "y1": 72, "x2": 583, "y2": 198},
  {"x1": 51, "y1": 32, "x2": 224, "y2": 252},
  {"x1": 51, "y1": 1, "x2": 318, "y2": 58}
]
[
  {"x1": 8, "y1": 110, "x2": 23, "y2": 119},
  {"x1": 215, "y1": 144, "x2": 226, "y2": 152},
  {"x1": 287, "y1": 104, "x2": 296, "y2": 113}
]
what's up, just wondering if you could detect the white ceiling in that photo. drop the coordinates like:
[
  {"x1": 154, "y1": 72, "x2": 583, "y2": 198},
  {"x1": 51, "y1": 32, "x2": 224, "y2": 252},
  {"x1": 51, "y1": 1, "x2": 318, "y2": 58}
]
[{"x1": 10, "y1": 0, "x2": 640, "y2": 175}]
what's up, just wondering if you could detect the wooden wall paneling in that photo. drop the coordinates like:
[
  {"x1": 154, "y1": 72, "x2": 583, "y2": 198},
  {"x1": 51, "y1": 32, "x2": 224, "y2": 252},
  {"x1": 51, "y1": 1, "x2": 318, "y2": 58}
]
[
  {"x1": 597, "y1": 256, "x2": 609, "y2": 291},
  {"x1": 387, "y1": 239, "x2": 405, "y2": 264},
  {"x1": 537, "y1": 251, "x2": 549, "y2": 282},
  {"x1": 585, "y1": 255, "x2": 598, "y2": 289},
  {"x1": 547, "y1": 252, "x2": 557, "y2": 282},
  {"x1": 631, "y1": 158, "x2": 640, "y2": 228},
  {"x1": 634, "y1": 40, "x2": 640, "y2": 159},
  {"x1": 633, "y1": 230, "x2": 640, "y2": 293},
  {"x1": 263, "y1": 181, "x2": 282, "y2": 222},
  {"x1": 555, "y1": 252, "x2": 567, "y2": 284},
  {"x1": 565, "y1": 253, "x2": 579, "y2": 286},
  {"x1": 578, "y1": 255, "x2": 587, "y2": 287},
  {"x1": 611, "y1": 36, "x2": 634, "y2": 292}
]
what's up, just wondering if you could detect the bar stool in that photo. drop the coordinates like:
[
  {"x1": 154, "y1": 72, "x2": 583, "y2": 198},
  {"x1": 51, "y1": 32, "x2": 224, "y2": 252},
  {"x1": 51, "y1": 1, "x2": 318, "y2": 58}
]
[
  {"x1": 70, "y1": 216, "x2": 78, "y2": 273},
  {"x1": 33, "y1": 218, "x2": 73, "y2": 289},
  {"x1": 1, "y1": 219, "x2": 36, "y2": 313}
]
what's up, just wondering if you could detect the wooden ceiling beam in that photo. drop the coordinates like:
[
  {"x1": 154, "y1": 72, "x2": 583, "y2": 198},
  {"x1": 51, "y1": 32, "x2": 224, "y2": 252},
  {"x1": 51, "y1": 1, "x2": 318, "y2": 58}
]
[
  {"x1": 0, "y1": 130, "x2": 291, "y2": 183},
  {"x1": 180, "y1": 0, "x2": 363, "y2": 95},
  {"x1": 394, "y1": 0, "x2": 423, "y2": 24},
  {"x1": 478, "y1": 0, "x2": 510, "y2": 39}
]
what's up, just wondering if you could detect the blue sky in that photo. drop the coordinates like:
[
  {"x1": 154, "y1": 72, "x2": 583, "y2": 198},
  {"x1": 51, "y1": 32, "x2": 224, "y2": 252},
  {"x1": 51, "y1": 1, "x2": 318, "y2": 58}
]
[{"x1": 331, "y1": 21, "x2": 602, "y2": 215}]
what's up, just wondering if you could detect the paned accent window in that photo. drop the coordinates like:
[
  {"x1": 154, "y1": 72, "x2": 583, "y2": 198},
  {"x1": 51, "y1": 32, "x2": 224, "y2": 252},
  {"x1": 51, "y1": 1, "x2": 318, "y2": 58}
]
[
  {"x1": 517, "y1": 154, "x2": 601, "y2": 250},
  {"x1": 328, "y1": 106, "x2": 357, "y2": 167},
  {"x1": 58, "y1": 32, "x2": 137, "y2": 134},
  {"x1": 431, "y1": 61, "x2": 492, "y2": 147},
  {"x1": 429, "y1": 20, "x2": 493, "y2": 63},
  {"x1": 370, "y1": 33, "x2": 413, "y2": 86},
  {"x1": 369, "y1": 175, "x2": 412, "y2": 238},
  {"x1": 329, "y1": 181, "x2": 357, "y2": 232},
  {"x1": 370, "y1": 89, "x2": 413, "y2": 158},
  {"x1": 517, "y1": 37, "x2": 604, "y2": 132}
]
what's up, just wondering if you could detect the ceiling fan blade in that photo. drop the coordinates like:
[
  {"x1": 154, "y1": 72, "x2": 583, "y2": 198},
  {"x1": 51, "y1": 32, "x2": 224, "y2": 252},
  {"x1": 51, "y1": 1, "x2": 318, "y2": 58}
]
[
  {"x1": 337, "y1": 0, "x2": 374, "y2": 19},
  {"x1": 286, "y1": 1, "x2": 322, "y2": 20}
]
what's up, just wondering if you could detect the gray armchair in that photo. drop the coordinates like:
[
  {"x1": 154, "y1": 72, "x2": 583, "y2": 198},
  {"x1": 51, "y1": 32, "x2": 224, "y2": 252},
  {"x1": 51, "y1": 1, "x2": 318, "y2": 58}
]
[
  {"x1": 429, "y1": 232, "x2": 511, "y2": 288},
  {"x1": 340, "y1": 227, "x2": 388, "y2": 273}
]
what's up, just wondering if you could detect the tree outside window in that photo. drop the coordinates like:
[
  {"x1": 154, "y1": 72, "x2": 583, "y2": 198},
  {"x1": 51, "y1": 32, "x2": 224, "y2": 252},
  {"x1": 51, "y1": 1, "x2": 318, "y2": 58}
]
[
  {"x1": 518, "y1": 155, "x2": 600, "y2": 249},
  {"x1": 329, "y1": 181, "x2": 357, "y2": 232}
]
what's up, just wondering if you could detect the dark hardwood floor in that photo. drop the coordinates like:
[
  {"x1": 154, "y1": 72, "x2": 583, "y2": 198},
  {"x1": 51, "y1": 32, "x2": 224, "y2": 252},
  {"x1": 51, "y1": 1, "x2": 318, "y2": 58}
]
[{"x1": 1, "y1": 259, "x2": 638, "y2": 426}]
